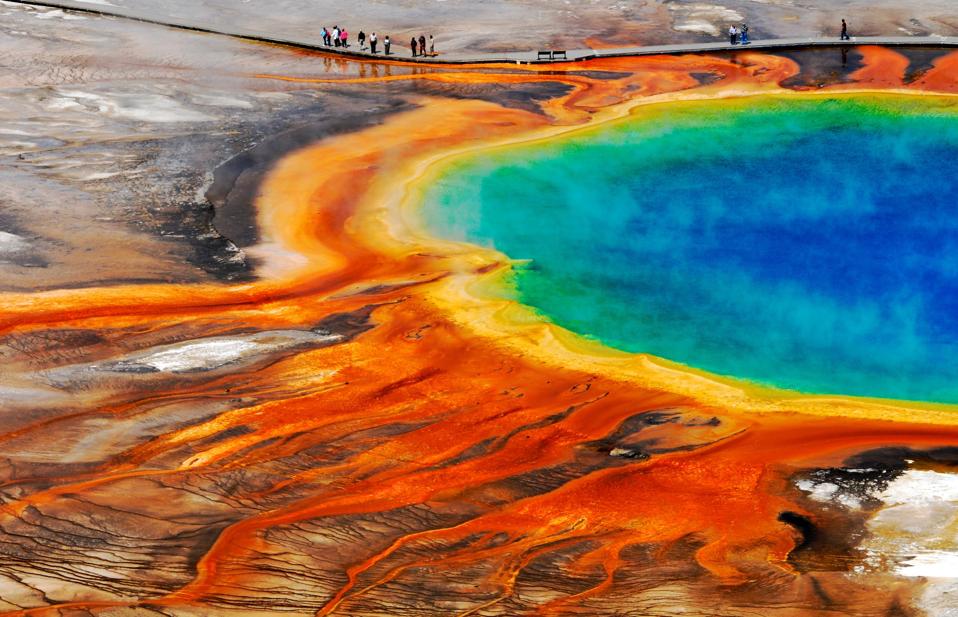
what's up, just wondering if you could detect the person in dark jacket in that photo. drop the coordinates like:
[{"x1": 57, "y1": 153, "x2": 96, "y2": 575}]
[
  {"x1": 411, "y1": 36, "x2": 418, "y2": 57},
  {"x1": 358, "y1": 30, "x2": 366, "y2": 50},
  {"x1": 419, "y1": 35, "x2": 426, "y2": 56}
]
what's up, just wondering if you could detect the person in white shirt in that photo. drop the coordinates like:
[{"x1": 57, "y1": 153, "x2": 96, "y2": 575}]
[{"x1": 729, "y1": 25, "x2": 738, "y2": 45}]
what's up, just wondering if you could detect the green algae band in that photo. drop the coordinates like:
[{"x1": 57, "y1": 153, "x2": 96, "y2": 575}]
[{"x1": 423, "y1": 95, "x2": 958, "y2": 404}]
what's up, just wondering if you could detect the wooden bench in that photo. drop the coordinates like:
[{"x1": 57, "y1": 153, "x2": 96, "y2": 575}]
[
  {"x1": 537, "y1": 50, "x2": 552, "y2": 60},
  {"x1": 552, "y1": 50, "x2": 568, "y2": 60}
]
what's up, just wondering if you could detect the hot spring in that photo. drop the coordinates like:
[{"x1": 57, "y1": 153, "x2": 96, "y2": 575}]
[{"x1": 422, "y1": 94, "x2": 958, "y2": 404}]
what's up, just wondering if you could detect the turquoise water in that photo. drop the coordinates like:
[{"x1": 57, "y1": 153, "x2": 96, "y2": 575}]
[{"x1": 422, "y1": 95, "x2": 958, "y2": 403}]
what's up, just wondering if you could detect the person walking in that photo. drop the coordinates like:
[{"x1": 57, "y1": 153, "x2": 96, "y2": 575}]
[
  {"x1": 429, "y1": 34, "x2": 435, "y2": 55},
  {"x1": 358, "y1": 30, "x2": 366, "y2": 50},
  {"x1": 411, "y1": 36, "x2": 418, "y2": 57},
  {"x1": 332, "y1": 26, "x2": 340, "y2": 47},
  {"x1": 341, "y1": 28, "x2": 348, "y2": 47},
  {"x1": 841, "y1": 18, "x2": 850, "y2": 40},
  {"x1": 370, "y1": 32, "x2": 378, "y2": 53},
  {"x1": 418, "y1": 35, "x2": 426, "y2": 57},
  {"x1": 384, "y1": 35, "x2": 391, "y2": 55},
  {"x1": 729, "y1": 24, "x2": 738, "y2": 45}
]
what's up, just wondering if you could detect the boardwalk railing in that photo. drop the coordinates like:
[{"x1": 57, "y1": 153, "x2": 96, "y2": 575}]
[{"x1": 8, "y1": 0, "x2": 958, "y2": 65}]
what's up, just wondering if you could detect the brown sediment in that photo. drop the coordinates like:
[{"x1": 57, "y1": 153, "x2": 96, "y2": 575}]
[{"x1": 1, "y1": 48, "x2": 958, "y2": 616}]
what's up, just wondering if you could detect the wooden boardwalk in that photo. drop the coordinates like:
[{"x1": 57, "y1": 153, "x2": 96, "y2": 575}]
[{"x1": 9, "y1": 0, "x2": 958, "y2": 64}]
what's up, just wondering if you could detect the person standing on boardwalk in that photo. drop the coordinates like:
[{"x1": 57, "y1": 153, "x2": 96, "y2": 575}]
[
  {"x1": 358, "y1": 30, "x2": 366, "y2": 50},
  {"x1": 411, "y1": 36, "x2": 418, "y2": 57},
  {"x1": 332, "y1": 26, "x2": 340, "y2": 47},
  {"x1": 729, "y1": 25, "x2": 738, "y2": 44},
  {"x1": 384, "y1": 35, "x2": 391, "y2": 55},
  {"x1": 370, "y1": 32, "x2": 378, "y2": 53},
  {"x1": 321, "y1": 27, "x2": 330, "y2": 46},
  {"x1": 740, "y1": 23, "x2": 749, "y2": 44},
  {"x1": 429, "y1": 34, "x2": 435, "y2": 55},
  {"x1": 419, "y1": 35, "x2": 426, "y2": 56},
  {"x1": 841, "y1": 19, "x2": 850, "y2": 40},
  {"x1": 341, "y1": 28, "x2": 348, "y2": 47}
]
